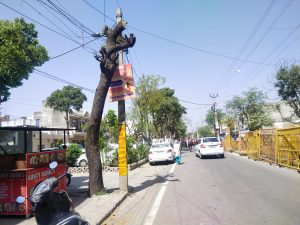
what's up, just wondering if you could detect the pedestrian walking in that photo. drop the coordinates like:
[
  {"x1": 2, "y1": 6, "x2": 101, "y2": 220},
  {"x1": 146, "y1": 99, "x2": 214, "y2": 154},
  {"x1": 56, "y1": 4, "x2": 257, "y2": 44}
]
[{"x1": 174, "y1": 140, "x2": 181, "y2": 164}]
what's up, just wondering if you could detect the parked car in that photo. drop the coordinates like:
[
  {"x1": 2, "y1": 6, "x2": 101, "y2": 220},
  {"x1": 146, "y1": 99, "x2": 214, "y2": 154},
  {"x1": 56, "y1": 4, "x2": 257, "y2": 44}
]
[
  {"x1": 148, "y1": 141, "x2": 175, "y2": 165},
  {"x1": 195, "y1": 137, "x2": 224, "y2": 159}
]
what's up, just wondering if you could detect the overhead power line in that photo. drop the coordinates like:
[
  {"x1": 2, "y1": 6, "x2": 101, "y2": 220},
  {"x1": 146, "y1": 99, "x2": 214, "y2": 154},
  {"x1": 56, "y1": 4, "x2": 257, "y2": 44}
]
[
  {"x1": 0, "y1": 1, "x2": 97, "y2": 55},
  {"x1": 50, "y1": 37, "x2": 101, "y2": 59},
  {"x1": 82, "y1": 0, "x2": 274, "y2": 67},
  {"x1": 213, "y1": 0, "x2": 278, "y2": 92},
  {"x1": 178, "y1": 99, "x2": 212, "y2": 106},
  {"x1": 34, "y1": 69, "x2": 95, "y2": 93}
]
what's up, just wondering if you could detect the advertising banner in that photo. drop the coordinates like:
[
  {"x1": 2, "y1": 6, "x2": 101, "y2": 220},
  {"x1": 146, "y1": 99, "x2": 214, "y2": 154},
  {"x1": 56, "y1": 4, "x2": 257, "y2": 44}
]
[{"x1": 108, "y1": 64, "x2": 135, "y2": 102}]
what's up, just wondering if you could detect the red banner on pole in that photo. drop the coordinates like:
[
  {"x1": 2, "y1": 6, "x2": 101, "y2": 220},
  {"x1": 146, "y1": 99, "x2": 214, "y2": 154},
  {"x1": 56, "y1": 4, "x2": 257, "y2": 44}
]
[{"x1": 108, "y1": 64, "x2": 135, "y2": 102}]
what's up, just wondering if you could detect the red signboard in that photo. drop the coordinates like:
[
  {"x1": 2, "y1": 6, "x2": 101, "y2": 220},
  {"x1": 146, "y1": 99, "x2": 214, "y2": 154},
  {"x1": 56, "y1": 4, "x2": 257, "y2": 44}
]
[
  {"x1": 0, "y1": 150, "x2": 67, "y2": 216},
  {"x1": 108, "y1": 64, "x2": 135, "y2": 102}
]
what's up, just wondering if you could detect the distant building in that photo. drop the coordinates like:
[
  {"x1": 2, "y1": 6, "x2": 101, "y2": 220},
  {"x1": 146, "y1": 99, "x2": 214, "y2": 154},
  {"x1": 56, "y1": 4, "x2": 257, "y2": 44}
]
[
  {"x1": 269, "y1": 101, "x2": 300, "y2": 129},
  {"x1": 0, "y1": 101, "x2": 88, "y2": 143}
]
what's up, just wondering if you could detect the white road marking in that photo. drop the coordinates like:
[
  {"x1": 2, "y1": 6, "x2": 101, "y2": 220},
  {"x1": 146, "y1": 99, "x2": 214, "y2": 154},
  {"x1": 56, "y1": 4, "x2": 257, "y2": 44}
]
[{"x1": 144, "y1": 163, "x2": 176, "y2": 225}]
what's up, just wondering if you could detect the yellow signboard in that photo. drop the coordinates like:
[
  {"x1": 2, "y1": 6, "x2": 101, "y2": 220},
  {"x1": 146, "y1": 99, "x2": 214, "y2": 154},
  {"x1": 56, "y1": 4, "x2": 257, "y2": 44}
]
[{"x1": 118, "y1": 123, "x2": 127, "y2": 176}]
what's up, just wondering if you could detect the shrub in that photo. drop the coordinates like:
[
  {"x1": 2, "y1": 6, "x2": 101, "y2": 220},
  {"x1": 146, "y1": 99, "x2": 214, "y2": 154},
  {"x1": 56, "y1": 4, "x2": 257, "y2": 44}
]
[{"x1": 66, "y1": 144, "x2": 82, "y2": 166}]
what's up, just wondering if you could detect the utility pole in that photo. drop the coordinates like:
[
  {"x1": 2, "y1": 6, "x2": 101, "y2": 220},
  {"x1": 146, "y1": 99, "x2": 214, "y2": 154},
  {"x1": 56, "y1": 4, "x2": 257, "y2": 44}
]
[
  {"x1": 116, "y1": 8, "x2": 128, "y2": 192},
  {"x1": 210, "y1": 93, "x2": 219, "y2": 138}
]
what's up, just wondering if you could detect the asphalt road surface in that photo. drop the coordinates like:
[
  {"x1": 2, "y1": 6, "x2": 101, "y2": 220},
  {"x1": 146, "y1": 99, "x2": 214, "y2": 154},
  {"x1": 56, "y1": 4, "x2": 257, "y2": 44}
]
[{"x1": 102, "y1": 148, "x2": 300, "y2": 225}]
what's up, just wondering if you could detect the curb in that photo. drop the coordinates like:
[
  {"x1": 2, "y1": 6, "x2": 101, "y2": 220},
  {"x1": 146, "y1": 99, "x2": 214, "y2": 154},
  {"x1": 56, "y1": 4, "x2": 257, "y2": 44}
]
[
  {"x1": 97, "y1": 192, "x2": 128, "y2": 225},
  {"x1": 69, "y1": 158, "x2": 149, "y2": 174}
]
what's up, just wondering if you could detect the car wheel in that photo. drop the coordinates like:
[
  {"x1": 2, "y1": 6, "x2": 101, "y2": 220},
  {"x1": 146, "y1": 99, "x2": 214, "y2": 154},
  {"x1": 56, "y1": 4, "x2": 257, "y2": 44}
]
[
  {"x1": 200, "y1": 154, "x2": 205, "y2": 159},
  {"x1": 149, "y1": 161, "x2": 154, "y2": 166},
  {"x1": 220, "y1": 154, "x2": 225, "y2": 158},
  {"x1": 79, "y1": 160, "x2": 88, "y2": 167}
]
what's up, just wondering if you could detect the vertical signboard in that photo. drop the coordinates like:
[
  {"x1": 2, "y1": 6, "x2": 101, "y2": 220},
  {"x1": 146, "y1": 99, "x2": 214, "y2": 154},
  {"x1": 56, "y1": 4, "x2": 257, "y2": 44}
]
[
  {"x1": 118, "y1": 123, "x2": 127, "y2": 176},
  {"x1": 108, "y1": 64, "x2": 135, "y2": 102}
]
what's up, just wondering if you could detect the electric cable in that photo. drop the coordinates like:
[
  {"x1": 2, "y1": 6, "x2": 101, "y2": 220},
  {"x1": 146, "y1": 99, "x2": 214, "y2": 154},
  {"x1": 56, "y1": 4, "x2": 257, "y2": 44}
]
[
  {"x1": 50, "y1": 37, "x2": 101, "y2": 59},
  {"x1": 43, "y1": 0, "x2": 95, "y2": 35},
  {"x1": 82, "y1": 0, "x2": 274, "y2": 67},
  {"x1": 37, "y1": 0, "x2": 84, "y2": 39},
  {"x1": 220, "y1": 0, "x2": 294, "y2": 91},
  {"x1": 178, "y1": 99, "x2": 212, "y2": 106},
  {"x1": 34, "y1": 69, "x2": 95, "y2": 93},
  {"x1": 23, "y1": 0, "x2": 75, "y2": 40},
  {"x1": 213, "y1": 0, "x2": 277, "y2": 92},
  {"x1": 0, "y1": 1, "x2": 97, "y2": 55}
]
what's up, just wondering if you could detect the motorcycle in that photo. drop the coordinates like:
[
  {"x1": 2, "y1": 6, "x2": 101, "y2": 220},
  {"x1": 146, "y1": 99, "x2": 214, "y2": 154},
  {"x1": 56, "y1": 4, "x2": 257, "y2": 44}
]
[{"x1": 16, "y1": 161, "x2": 89, "y2": 225}]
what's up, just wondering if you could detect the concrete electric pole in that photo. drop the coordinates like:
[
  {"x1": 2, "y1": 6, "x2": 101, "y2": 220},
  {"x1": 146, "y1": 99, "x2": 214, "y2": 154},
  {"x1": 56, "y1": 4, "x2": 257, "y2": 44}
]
[
  {"x1": 116, "y1": 8, "x2": 128, "y2": 192},
  {"x1": 210, "y1": 93, "x2": 219, "y2": 138}
]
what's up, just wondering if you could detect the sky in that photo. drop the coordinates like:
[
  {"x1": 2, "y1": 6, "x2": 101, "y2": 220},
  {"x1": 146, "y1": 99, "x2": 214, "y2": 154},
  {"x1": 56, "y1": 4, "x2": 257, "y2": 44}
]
[{"x1": 0, "y1": 0, "x2": 300, "y2": 132}]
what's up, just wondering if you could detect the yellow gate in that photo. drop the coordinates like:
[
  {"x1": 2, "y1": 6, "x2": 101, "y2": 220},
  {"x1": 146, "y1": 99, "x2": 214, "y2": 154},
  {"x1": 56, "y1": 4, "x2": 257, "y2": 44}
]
[
  {"x1": 277, "y1": 127, "x2": 300, "y2": 172},
  {"x1": 259, "y1": 128, "x2": 276, "y2": 163},
  {"x1": 246, "y1": 130, "x2": 260, "y2": 159}
]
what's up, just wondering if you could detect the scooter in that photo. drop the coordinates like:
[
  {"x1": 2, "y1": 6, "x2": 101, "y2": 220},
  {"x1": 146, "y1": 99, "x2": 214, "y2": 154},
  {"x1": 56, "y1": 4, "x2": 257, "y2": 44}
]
[{"x1": 16, "y1": 161, "x2": 89, "y2": 225}]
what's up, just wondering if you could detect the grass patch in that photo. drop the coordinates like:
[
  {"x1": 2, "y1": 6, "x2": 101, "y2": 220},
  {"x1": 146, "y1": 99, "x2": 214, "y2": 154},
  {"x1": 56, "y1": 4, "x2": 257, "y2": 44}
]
[{"x1": 95, "y1": 190, "x2": 108, "y2": 196}]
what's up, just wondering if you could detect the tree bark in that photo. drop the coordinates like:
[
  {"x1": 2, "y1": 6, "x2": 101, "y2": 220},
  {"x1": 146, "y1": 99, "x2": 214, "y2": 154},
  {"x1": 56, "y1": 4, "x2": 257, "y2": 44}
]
[
  {"x1": 85, "y1": 20, "x2": 136, "y2": 197},
  {"x1": 85, "y1": 71, "x2": 111, "y2": 196}
]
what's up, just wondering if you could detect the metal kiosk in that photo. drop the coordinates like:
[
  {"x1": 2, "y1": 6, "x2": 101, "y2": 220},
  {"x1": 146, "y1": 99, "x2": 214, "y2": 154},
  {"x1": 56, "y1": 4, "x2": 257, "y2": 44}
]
[{"x1": 0, "y1": 126, "x2": 72, "y2": 217}]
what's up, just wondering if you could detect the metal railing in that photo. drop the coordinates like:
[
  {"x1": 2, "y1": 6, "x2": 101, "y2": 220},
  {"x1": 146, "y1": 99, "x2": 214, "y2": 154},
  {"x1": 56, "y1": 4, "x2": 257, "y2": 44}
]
[{"x1": 224, "y1": 126, "x2": 300, "y2": 172}]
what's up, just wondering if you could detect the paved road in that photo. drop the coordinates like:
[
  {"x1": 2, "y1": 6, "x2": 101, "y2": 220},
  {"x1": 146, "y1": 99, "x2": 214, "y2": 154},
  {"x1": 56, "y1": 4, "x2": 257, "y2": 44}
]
[{"x1": 103, "y1": 148, "x2": 300, "y2": 225}]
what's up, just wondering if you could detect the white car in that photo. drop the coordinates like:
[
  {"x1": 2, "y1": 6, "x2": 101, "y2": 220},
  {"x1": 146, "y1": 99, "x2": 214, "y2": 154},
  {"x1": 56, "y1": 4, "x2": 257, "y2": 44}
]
[
  {"x1": 195, "y1": 137, "x2": 224, "y2": 159},
  {"x1": 148, "y1": 141, "x2": 175, "y2": 165}
]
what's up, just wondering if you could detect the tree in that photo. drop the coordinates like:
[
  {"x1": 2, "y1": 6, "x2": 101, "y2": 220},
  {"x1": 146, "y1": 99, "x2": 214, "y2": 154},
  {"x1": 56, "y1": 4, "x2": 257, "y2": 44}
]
[
  {"x1": 151, "y1": 88, "x2": 186, "y2": 137},
  {"x1": 274, "y1": 64, "x2": 300, "y2": 120},
  {"x1": 197, "y1": 125, "x2": 214, "y2": 137},
  {"x1": 46, "y1": 85, "x2": 87, "y2": 131},
  {"x1": 130, "y1": 75, "x2": 165, "y2": 142},
  {"x1": 226, "y1": 87, "x2": 273, "y2": 131},
  {"x1": 205, "y1": 108, "x2": 225, "y2": 129},
  {"x1": 0, "y1": 18, "x2": 48, "y2": 103},
  {"x1": 85, "y1": 20, "x2": 135, "y2": 196}
]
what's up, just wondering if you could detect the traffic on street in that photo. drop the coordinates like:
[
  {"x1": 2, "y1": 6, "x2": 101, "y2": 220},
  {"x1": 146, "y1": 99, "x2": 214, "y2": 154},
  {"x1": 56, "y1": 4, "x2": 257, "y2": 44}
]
[{"x1": 103, "y1": 147, "x2": 300, "y2": 225}]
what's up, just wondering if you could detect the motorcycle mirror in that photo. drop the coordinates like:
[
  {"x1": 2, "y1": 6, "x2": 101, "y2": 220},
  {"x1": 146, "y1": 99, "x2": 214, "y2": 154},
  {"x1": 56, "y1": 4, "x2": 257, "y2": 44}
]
[
  {"x1": 49, "y1": 161, "x2": 58, "y2": 170},
  {"x1": 16, "y1": 196, "x2": 26, "y2": 204}
]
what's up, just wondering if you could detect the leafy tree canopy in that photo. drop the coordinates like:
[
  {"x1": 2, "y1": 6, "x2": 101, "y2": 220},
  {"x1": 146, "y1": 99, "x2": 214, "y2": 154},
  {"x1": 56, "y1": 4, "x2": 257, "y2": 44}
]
[
  {"x1": 274, "y1": 64, "x2": 300, "y2": 118},
  {"x1": 0, "y1": 18, "x2": 48, "y2": 103},
  {"x1": 226, "y1": 87, "x2": 273, "y2": 131},
  {"x1": 198, "y1": 125, "x2": 214, "y2": 137},
  {"x1": 205, "y1": 108, "x2": 225, "y2": 129},
  {"x1": 46, "y1": 85, "x2": 87, "y2": 113}
]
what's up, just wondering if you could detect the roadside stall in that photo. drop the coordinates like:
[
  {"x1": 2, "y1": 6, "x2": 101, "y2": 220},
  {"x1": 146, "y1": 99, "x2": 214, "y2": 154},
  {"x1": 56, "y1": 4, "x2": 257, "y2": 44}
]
[{"x1": 0, "y1": 126, "x2": 72, "y2": 217}]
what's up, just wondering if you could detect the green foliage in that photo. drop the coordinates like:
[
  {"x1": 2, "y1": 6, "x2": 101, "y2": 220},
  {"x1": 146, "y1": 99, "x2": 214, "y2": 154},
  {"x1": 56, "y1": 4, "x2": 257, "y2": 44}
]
[
  {"x1": 151, "y1": 88, "x2": 186, "y2": 137},
  {"x1": 205, "y1": 108, "x2": 225, "y2": 129},
  {"x1": 274, "y1": 64, "x2": 300, "y2": 118},
  {"x1": 46, "y1": 85, "x2": 87, "y2": 128},
  {"x1": 66, "y1": 144, "x2": 82, "y2": 166},
  {"x1": 130, "y1": 75, "x2": 187, "y2": 140},
  {"x1": 226, "y1": 87, "x2": 273, "y2": 131},
  {"x1": 0, "y1": 18, "x2": 49, "y2": 103},
  {"x1": 127, "y1": 136, "x2": 138, "y2": 164},
  {"x1": 198, "y1": 125, "x2": 214, "y2": 137},
  {"x1": 131, "y1": 75, "x2": 165, "y2": 141},
  {"x1": 46, "y1": 85, "x2": 87, "y2": 113}
]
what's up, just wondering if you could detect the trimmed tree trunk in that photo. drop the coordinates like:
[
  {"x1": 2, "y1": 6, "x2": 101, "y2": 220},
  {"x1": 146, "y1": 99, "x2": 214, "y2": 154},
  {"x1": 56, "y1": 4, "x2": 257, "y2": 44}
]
[{"x1": 85, "y1": 21, "x2": 136, "y2": 196}]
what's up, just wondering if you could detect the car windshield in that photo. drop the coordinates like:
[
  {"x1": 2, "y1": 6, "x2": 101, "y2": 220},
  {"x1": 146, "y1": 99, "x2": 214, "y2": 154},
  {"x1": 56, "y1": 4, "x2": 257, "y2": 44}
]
[
  {"x1": 203, "y1": 138, "x2": 219, "y2": 143},
  {"x1": 152, "y1": 143, "x2": 170, "y2": 148}
]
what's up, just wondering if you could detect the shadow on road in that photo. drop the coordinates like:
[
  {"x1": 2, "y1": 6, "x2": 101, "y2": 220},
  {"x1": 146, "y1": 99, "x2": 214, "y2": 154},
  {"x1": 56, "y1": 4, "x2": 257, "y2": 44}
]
[
  {"x1": 67, "y1": 175, "x2": 90, "y2": 207},
  {"x1": 131, "y1": 173, "x2": 180, "y2": 194}
]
